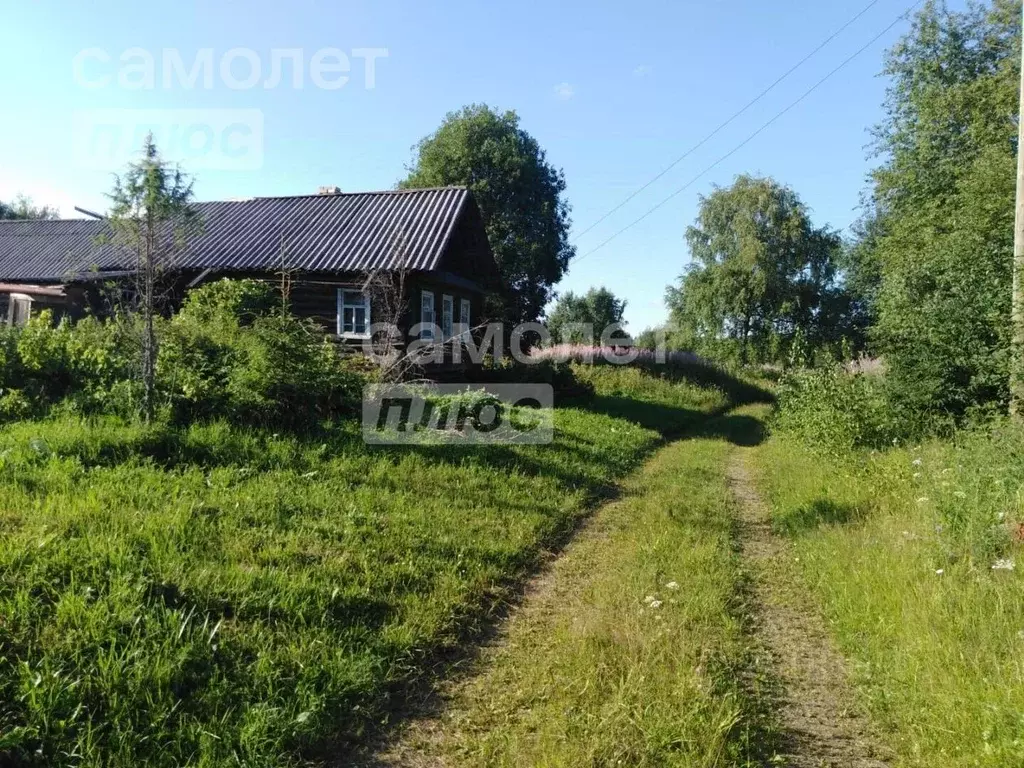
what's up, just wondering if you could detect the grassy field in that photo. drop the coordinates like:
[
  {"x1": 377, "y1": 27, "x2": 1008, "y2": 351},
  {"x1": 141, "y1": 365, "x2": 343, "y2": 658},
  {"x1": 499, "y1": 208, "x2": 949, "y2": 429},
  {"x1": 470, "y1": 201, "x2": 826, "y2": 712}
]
[
  {"x1": 406, "y1": 405, "x2": 776, "y2": 767},
  {"x1": 755, "y1": 427, "x2": 1024, "y2": 767},
  {"x1": 0, "y1": 366, "x2": 754, "y2": 767}
]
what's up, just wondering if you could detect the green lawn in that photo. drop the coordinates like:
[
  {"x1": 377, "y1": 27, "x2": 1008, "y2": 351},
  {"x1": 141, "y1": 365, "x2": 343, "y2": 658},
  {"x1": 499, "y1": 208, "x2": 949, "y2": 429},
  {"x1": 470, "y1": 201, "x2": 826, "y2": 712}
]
[
  {"x1": 755, "y1": 428, "x2": 1024, "y2": 767},
  {"x1": 0, "y1": 368, "x2": 747, "y2": 767}
]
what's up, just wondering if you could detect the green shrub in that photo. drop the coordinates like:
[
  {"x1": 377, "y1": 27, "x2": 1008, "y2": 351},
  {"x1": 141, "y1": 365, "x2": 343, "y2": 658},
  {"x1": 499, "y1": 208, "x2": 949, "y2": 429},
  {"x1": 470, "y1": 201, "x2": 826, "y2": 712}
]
[
  {"x1": 0, "y1": 280, "x2": 367, "y2": 427},
  {"x1": 0, "y1": 388, "x2": 32, "y2": 421},
  {"x1": 159, "y1": 281, "x2": 365, "y2": 427},
  {"x1": 773, "y1": 366, "x2": 897, "y2": 453},
  {"x1": 176, "y1": 276, "x2": 281, "y2": 325},
  {"x1": 0, "y1": 312, "x2": 137, "y2": 418}
]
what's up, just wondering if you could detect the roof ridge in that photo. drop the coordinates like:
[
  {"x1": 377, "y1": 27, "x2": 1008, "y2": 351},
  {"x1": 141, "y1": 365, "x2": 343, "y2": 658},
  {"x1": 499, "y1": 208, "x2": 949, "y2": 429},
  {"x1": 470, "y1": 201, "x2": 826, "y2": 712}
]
[
  {"x1": 0, "y1": 187, "x2": 471, "y2": 224},
  {"x1": 195, "y1": 186, "x2": 468, "y2": 205}
]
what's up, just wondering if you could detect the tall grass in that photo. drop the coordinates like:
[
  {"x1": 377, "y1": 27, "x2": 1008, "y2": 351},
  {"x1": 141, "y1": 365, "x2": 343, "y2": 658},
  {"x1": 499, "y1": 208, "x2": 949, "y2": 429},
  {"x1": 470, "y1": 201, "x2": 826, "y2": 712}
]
[
  {"x1": 755, "y1": 426, "x2": 1024, "y2": 767},
  {"x1": 0, "y1": 365, "x2": 740, "y2": 766},
  {"x1": 529, "y1": 346, "x2": 771, "y2": 410}
]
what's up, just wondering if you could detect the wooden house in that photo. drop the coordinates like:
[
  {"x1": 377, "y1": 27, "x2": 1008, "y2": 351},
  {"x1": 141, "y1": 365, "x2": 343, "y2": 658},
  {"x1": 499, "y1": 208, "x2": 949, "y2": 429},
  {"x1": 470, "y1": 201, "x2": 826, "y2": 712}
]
[{"x1": 0, "y1": 187, "x2": 500, "y2": 352}]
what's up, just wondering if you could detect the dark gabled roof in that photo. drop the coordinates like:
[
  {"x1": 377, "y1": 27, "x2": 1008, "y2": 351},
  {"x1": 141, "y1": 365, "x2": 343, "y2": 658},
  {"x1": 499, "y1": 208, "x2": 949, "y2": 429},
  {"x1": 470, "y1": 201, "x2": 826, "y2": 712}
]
[
  {"x1": 0, "y1": 187, "x2": 479, "y2": 282},
  {"x1": 0, "y1": 219, "x2": 118, "y2": 282}
]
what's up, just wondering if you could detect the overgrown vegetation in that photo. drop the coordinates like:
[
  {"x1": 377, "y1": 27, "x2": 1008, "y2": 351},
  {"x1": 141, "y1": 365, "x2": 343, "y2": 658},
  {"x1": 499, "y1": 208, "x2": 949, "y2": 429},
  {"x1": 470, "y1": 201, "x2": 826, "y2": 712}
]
[
  {"x1": 735, "y1": 8, "x2": 1024, "y2": 763},
  {"x1": 3, "y1": 1, "x2": 1021, "y2": 764},
  {"x1": 0, "y1": 316, "x2": 764, "y2": 766},
  {"x1": 771, "y1": 366, "x2": 896, "y2": 454},
  {"x1": 756, "y1": 425, "x2": 1024, "y2": 766},
  {"x1": 530, "y1": 344, "x2": 771, "y2": 410},
  {"x1": 849, "y1": 0, "x2": 1020, "y2": 423},
  {"x1": 0, "y1": 279, "x2": 364, "y2": 428}
]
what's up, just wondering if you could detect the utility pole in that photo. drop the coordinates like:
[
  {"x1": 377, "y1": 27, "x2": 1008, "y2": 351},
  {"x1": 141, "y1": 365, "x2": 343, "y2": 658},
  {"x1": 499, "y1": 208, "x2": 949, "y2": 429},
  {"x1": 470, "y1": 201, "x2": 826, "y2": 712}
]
[{"x1": 1012, "y1": 1, "x2": 1024, "y2": 420}]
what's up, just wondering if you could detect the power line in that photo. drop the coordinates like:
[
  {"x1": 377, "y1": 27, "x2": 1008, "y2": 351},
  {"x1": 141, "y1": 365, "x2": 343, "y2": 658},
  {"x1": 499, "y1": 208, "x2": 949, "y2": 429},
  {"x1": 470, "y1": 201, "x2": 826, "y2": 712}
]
[
  {"x1": 571, "y1": 0, "x2": 884, "y2": 243},
  {"x1": 573, "y1": 0, "x2": 923, "y2": 266}
]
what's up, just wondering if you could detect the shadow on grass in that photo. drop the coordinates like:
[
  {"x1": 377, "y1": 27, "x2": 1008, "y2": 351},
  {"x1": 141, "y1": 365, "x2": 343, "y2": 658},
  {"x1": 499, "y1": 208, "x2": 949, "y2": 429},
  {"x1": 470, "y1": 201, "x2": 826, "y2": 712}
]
[
  {"x1": 576, "y1": 394, "x2": 707, "y2": 436},
  {"x1": 692, "y1": 413, "x2": 768, "y2": 447},
  {"x1": 775, "y1": 499, "x2": 862, "y2": 537}
]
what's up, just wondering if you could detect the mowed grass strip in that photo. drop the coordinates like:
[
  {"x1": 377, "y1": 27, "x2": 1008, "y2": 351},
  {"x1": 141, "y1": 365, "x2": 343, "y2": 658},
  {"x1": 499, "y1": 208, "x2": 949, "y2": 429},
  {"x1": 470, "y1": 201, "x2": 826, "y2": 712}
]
[
  {"x1": 413, "y1": 408, "x2": 770, "y2": 767},
  {"x1": 0, "y1": 371, "x2": 734, "y2": 767},
  {"x1": 755, "y1": 431, "x2": 1024, "y2": 767}
]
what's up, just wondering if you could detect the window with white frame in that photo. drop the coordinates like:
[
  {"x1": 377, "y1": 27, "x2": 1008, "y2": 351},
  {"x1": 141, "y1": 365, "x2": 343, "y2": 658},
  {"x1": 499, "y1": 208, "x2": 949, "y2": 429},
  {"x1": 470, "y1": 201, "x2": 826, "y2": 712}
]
[
  {"x1": 441, "y1": 294, "x2": 454, "y2": 340},
  {"x1": 420, "y1": 290, "x2": 435, "y2": 341},
  {"x1": 459, "y1": 298, "x2": 471, "y2": 337},
  {"x1": 337, "y1": 289, "x2": 371, "y2": 337}
]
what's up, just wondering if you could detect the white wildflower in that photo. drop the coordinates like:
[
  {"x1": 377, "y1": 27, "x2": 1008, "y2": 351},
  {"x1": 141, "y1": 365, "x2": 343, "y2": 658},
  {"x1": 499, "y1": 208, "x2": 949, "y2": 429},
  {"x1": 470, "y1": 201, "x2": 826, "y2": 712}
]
[
  {"x1": 992, "y1": 559, "x2": 1015, "y2": 571},
  {"x1": 665, "y1": 581, "x2": 679, "y2": 590},
  {"x1": 913, "y1": 472, "x2": 922, "y2": 479},
  {"x1": 644, "y1": 595, "x2": 657, "y2": 605},
  {"x1": 649, "y1": 600, "x2": 663, "y2": 609},
  {"x1": 912, "y1": 458, "x2": 922, "y2": 467},
  {"x1": 935, "y1": 569, "x2": 944, "y2": 575},
  {"x1": 916, "y1": 497, "x2": 929, "y2": 504}
]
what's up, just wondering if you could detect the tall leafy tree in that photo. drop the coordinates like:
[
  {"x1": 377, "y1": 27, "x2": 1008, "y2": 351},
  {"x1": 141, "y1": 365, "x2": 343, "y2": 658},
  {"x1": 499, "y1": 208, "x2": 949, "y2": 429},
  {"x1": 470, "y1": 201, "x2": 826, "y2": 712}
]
[
  {"x1": 546, "y1": 286, "x2": 627, "y2": 344},
  {"x1": 857, "y1": 0, "x2": 1019, "y2": 419},
  {"x1": 401, "y1": 104, "x2": 575, "y2": 324},
  {"x1": 105, "y1": 135, "x2": 200, "y2": 421},
  {"x1": 666, "y1": 175, "x2": 844, "y2": 364},
  {"x1": 0, "y1": 194, "x2": 57, "y2": 220}
]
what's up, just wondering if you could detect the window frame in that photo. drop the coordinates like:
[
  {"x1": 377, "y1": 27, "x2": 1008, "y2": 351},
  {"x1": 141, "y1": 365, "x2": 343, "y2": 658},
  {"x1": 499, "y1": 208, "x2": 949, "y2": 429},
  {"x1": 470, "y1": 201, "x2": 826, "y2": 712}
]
[
  {"x1": 459, "y1": 298, "x2": 471, "y2": 338},
  {"x1": 441, "y1": 293, "x2": 454, "y2": 340},
  {"x1": 336, "y1": 288, "x2": 371, "y2": 339},
  {"x1": 420, "y1": 290, "x2": 436, "y2": 341}
]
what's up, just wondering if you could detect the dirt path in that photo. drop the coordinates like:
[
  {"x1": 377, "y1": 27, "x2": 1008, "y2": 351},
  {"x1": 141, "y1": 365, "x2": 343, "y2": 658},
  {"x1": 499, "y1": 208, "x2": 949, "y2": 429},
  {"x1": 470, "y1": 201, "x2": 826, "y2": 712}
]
[
  {"x1": 728, "y1": 449, "x2": 890, "y2": 768},
  {"x1": 357, "y1": 432, "x2": 893, "y2": 768},
  {"x1": 356, "y1": 499, "x2": 614, "y2": 767}
]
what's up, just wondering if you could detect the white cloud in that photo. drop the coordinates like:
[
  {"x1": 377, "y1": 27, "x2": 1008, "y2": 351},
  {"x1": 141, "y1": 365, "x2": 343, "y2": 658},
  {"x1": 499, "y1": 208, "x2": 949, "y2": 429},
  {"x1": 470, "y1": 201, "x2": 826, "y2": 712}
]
[
  {"x1": 633, "y1": 64, "x2": 653, "y2": 77},
  {"x1": 553, "y1": 82, "x2": 575, "y2": 101}
]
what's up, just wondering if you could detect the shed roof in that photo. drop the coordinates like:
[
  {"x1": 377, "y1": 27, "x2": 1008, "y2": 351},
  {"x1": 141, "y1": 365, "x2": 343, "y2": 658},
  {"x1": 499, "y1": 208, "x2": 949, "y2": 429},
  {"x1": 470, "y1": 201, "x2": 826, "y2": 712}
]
[{"x1": 0, "y1": 187, "x2": 481, "y2": 282}]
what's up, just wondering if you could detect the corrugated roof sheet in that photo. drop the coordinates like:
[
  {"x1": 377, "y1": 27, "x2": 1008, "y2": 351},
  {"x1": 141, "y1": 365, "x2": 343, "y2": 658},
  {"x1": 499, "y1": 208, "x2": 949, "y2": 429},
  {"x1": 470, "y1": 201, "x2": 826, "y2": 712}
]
[{"x1": 0, "y1": 187, "x2": 472, "y2": 282}]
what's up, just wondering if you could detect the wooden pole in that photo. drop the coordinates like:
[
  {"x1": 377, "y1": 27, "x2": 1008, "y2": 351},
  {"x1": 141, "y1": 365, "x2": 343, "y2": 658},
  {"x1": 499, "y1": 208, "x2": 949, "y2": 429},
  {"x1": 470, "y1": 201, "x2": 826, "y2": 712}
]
[{"x1": 1011, "y1": 1, "x2": 1024, "y2": 419}]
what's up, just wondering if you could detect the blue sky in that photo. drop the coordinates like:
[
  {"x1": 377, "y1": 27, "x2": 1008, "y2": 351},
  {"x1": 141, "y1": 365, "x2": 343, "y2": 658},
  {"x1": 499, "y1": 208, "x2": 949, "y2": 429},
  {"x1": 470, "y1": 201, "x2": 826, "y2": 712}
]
[{"x1": 0, "y1": 0, "x2": 952, "y2": 331}]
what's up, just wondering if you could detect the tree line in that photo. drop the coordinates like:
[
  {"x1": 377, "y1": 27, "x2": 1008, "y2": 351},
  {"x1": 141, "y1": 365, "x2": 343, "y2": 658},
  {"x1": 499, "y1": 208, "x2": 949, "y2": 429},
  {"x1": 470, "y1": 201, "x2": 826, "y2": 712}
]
[{"x1": 650, "y1": 0, "x2": 1021, "y2": 430}]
